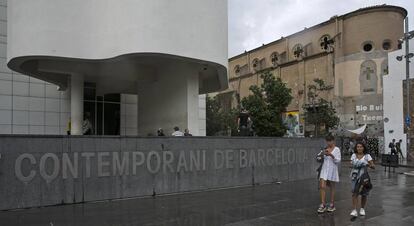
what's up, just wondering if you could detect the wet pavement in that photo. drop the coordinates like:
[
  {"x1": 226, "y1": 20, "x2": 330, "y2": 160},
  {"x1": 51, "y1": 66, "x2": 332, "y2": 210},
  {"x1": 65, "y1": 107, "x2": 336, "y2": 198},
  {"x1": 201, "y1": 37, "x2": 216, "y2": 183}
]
[{"x1": 0, "y1": 163, "x2": 413, "y2": 226}]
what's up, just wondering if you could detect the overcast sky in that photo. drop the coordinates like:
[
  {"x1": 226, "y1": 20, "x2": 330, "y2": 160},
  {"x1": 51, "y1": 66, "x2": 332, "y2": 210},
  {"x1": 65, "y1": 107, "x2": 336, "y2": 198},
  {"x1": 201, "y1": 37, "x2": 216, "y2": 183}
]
[{"x1": 228, "y1": 0, "x2": 414, "y2": 57}]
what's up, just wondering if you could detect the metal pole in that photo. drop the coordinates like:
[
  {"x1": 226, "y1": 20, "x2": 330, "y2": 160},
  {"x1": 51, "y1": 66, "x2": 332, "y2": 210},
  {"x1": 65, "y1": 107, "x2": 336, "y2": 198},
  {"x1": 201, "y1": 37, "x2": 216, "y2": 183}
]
[{"x1": 405, "y1": 17, "x2": 411, "y2": 160}]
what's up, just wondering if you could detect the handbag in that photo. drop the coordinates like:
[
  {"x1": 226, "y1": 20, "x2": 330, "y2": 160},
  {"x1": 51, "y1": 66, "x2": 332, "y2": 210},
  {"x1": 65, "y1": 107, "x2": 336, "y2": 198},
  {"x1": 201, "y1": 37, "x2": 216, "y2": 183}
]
[{"x1": 316, "y1": 150, "x2": 324, "y2": 179}]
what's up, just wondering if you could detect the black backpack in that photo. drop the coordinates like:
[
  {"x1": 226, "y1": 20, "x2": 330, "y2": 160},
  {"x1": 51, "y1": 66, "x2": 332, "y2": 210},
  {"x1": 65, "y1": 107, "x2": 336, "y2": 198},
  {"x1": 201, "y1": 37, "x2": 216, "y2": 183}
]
[{"x1": 357, "y1": 170, "x2": 373, "y2": 194}]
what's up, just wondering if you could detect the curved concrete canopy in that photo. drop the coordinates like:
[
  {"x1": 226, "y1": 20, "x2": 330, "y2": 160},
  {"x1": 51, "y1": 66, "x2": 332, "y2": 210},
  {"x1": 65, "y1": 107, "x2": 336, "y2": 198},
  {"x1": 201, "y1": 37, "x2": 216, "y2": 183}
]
[
  {"x1": 8, "y1": 53, "x2": 227, "y2": 94},
  {"x1": 7, "y1": 0, "x2": 228, "y2": 94}
]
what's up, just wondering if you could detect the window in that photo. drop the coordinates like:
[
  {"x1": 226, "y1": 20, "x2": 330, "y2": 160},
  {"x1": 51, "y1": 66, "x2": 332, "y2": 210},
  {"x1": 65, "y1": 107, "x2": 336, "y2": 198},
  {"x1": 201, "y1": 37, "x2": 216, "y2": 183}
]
[
  {"x1": 239, "y1": 64, "x2": 249, "y2": 75},
  {"x1": 362, "y1": 41, "x2": 374, "y2": 52},
  {"x1": 382, "y1": 40, "x2": 391, "y2": 51},
  {"x1": 252, "y1": 58, "x2": 259, "y2": 70},
  {"x1": 270, "y1": 52, "x2": 279, "y2": 66},
  {"x1": 234, "y1": 65, "x2": 240, "y2": 74},
  {"x1": 320, "y1": 35, "x2": 334, "y2": 51},
  {"x1": 292, "y1": 44, "x2": 303, "y2": 58},
  {"x1": 359, "y1": 60, "x2": 377, "y2": 94}
]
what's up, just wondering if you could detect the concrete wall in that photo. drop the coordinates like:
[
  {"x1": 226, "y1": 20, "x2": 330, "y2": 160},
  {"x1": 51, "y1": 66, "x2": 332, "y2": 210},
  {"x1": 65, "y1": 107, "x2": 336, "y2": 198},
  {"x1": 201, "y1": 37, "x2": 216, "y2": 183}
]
[{"x1": 0, "y1": 136, "x2": 324, "y2": 210}]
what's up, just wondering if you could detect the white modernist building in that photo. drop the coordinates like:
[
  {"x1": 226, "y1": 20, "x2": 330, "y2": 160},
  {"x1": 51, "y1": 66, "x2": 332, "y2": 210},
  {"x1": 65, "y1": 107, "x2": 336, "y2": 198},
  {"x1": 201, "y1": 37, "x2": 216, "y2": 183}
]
[
  {"x1": 383, "y1": 39, "x2": 414, "y2": 157},
  {"x1": 4, "y1": 0, "x2": 228, "y2": 136}
]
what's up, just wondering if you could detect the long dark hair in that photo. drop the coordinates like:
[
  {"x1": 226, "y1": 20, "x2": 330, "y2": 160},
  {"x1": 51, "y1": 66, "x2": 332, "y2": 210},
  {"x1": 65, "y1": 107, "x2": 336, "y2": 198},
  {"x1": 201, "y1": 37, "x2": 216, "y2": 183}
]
[{"x1": 354, "y1": 141, "x2": 368, "y2": 154}]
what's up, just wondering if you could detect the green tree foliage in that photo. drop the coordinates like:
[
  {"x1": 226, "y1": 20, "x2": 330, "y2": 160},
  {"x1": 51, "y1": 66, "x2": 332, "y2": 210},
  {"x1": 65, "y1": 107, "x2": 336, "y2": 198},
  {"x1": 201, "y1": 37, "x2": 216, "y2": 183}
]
[
  {"x1": 304, "y1": 78, "x2": 339, "y2": 137},
  {"x1": 241, "y1": 71, "x2": 293, "y2": 136},
  {"x1": 206, "y1": 96, "x2": 238, "y2": 136}
]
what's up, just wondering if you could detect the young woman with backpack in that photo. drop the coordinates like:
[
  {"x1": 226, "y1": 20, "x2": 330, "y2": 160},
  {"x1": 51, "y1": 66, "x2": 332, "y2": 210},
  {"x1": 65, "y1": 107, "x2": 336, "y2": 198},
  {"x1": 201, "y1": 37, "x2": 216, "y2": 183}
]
[{"x1": 350, "y1": 141, "x2": 375, "y2": 217}]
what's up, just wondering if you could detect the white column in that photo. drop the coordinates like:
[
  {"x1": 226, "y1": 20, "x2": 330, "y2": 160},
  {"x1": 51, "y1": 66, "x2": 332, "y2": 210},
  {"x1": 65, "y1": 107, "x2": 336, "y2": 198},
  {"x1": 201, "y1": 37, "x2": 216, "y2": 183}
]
[
  {"x1": 70, "y1": 74, "x2": 84, "y2": 135},
  {"x1": 187, "y1": 73, "x2": 200, "y2": 136},
  {"x1": 137, "y1": 63, "x2": 200, "y2": 136}
]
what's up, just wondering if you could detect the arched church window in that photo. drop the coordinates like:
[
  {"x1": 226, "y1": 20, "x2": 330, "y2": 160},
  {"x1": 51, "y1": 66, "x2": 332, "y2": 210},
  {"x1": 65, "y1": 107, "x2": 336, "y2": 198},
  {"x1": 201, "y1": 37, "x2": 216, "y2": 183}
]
[
  {"x1": 270, "y1": 52, "x2": 279, "y2": 66},
  {"x1": 320, "y1": 35, "x2": 334, "y2": 51},
  {"x1": 360, "y1": 60, "x2": 377, "y2": 94},
  {"x1": 252, "y1": 58, "x2": 259, "y2": 70},
  {"x1": 292, "y1": 44, "x2": 303, "y2": 58},
  {"x1": 234, "y1": 65, "x2": 240, "y2": 74}
]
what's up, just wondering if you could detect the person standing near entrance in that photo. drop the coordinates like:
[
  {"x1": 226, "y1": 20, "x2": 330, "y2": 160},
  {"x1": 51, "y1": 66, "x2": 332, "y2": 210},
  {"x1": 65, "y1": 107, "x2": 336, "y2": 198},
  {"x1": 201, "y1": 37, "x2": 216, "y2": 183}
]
[
  {"x1": 82, "y1": 112, "x2": 93, "y2": 135},
  {"x1": 317, "y1": 135, "x2": 341, "y2": 213},
  {"x1": 237, "y1": 109, "x2": 251, "y2": 136},
  {"x1": 157, "y1": 128, "x2": 165, "y2": 136},
  {"x1": 184, "y1": 129, "x2": 192, "y2": 136},
  {"x1": 66, "y1": 117, "x2": 71, "y2": 135},
  {"x1": 171, "y1": 126, "x2": 184, "y2": 136}
]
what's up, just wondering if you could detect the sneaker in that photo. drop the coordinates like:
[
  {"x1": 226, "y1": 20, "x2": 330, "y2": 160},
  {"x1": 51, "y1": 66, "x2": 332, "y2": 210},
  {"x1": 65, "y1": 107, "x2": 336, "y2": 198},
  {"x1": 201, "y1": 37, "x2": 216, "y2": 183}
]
[
  {"x1": 359, "y1": 208, "x2": 366, "y2": 216},
  {"x1": 350, "y1": 209, "x2": 358, "y2": 217},
  {"x1": 327, "y1": 204, "x2": 336, "y2": 212},
  {"x1": 317, "y1": 204, "x2": 326, "y2": 213}
]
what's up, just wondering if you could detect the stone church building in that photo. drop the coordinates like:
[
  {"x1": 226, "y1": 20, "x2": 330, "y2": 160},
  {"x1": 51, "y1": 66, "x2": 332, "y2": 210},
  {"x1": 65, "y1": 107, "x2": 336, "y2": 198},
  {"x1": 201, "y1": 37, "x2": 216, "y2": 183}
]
[{"x1": 219, "y1": 5, "x2": 407, "y2": 137}]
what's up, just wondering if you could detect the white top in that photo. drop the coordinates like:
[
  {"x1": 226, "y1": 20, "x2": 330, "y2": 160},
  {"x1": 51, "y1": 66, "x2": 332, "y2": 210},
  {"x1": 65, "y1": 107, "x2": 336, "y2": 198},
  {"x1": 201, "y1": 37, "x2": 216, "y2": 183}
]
[
  {"x1": 319, "y1": 146, "x2": 341, "y2": 182},
  {"x1": 350, "y1": 153, "x2": 373, "y2": 178},
  {"x1": 172, "y1": 131, "x2": 184, "y2": 136},
  {"x1": 351, "y1": 153, "x2": 373, "y2": 166}
]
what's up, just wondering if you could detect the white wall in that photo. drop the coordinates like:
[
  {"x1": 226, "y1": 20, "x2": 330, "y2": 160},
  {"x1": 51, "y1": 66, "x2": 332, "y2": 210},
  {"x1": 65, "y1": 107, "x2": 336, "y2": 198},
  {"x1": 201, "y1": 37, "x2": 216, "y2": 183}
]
[
  {"x1": 7, "y1": 0, "x2": 228, "y2": 93},
  {"x1": 384, "y1": 40, "x2": 414, "y2": 156},
  {"x1": 7, "y1": 0, "x2": 228, "y2": 67},
  {"x1": 198, "y1": 95, "x2": 207, "y2": 136},
  {"x1": 0, "y1": 1, "x2": 70, "y2": 135},
  {"x1": 4, "y1": 0, "x2": 224, "y2": 135}
]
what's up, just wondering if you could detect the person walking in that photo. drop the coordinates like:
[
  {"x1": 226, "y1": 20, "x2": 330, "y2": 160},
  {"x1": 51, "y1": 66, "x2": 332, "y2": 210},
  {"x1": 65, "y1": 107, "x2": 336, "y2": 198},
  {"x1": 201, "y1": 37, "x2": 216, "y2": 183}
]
[
  {"x1": 396, "y1": 139, "x2": 405, "y2": 160},
  {"x1": 317, "y1": 135, "x2": 342, "y2": 213},
  {"x1": 350, "y1": 142, "x2": 375, "y2": 217},
  {"x1": 389, "y1": 139, "x2": 396, "y2": 155}
]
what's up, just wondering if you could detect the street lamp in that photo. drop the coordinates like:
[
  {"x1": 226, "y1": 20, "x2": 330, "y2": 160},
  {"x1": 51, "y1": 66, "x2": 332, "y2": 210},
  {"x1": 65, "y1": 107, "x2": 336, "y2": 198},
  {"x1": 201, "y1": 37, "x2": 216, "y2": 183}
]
[{"x1": 398, "y1": 17, "x2": 414, "y2": 160}]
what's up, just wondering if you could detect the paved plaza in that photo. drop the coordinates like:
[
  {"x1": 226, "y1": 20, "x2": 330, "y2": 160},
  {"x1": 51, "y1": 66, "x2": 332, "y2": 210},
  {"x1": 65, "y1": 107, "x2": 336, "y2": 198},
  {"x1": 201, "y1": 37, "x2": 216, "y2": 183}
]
[{"x1": 0, "y1": 163, "x2": 413, "y2": 226}]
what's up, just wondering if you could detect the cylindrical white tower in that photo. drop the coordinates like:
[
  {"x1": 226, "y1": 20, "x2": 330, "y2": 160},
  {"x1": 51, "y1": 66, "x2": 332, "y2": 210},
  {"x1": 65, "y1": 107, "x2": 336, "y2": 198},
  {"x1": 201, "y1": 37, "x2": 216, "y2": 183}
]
[{"x1": 7, "y1": 0, "x2": 228, "y2": 135}]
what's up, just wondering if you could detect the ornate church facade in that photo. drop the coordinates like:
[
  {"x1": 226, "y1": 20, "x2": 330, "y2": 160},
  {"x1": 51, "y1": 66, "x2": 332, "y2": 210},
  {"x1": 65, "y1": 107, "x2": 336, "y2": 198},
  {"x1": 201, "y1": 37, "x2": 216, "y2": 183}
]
[{"x1": 219, "y1": 5, "x2": 407, "y2": 137}]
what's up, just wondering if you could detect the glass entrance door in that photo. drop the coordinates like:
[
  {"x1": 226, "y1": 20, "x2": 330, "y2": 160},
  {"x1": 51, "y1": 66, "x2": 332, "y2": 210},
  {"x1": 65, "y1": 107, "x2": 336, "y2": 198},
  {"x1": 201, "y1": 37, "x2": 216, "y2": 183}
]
[{"x1": 83, "y1": 83, "x2": 120, "y2": 135}]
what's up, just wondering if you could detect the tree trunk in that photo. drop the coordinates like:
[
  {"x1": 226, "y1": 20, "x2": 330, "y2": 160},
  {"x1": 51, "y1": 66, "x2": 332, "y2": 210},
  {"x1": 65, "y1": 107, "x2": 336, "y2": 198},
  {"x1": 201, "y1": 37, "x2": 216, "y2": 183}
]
[{"x1": 315, "y1": 123, "x2": 319, "y2": 137}]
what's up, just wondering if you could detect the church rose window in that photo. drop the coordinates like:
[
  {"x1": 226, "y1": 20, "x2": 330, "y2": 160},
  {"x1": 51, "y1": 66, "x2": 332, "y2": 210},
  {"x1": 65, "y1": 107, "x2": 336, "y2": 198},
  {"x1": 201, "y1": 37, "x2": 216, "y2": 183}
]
[
  {"x1": 362, "y1": 41, "x2": 374, "y2": 52},
  {"x1": 382, "y1": 40, "x2": 391, "y2": 51}
]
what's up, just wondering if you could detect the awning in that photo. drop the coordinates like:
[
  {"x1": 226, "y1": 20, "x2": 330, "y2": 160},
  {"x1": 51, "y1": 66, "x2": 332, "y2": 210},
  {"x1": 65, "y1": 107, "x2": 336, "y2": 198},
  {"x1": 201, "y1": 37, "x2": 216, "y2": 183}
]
[{"x1": 346, "y1": 124, "x2": 367, "y2": 135}]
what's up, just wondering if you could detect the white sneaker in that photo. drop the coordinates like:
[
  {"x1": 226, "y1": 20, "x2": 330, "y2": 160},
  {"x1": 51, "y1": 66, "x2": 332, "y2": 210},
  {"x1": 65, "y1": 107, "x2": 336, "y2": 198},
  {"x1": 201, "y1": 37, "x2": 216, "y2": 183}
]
[
  {"x1": 359, "y1": 208, "x2": 366, "y2": 216},
  {"x1": 350, "y1": 209, "x2": 358, "y2": 217}
]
